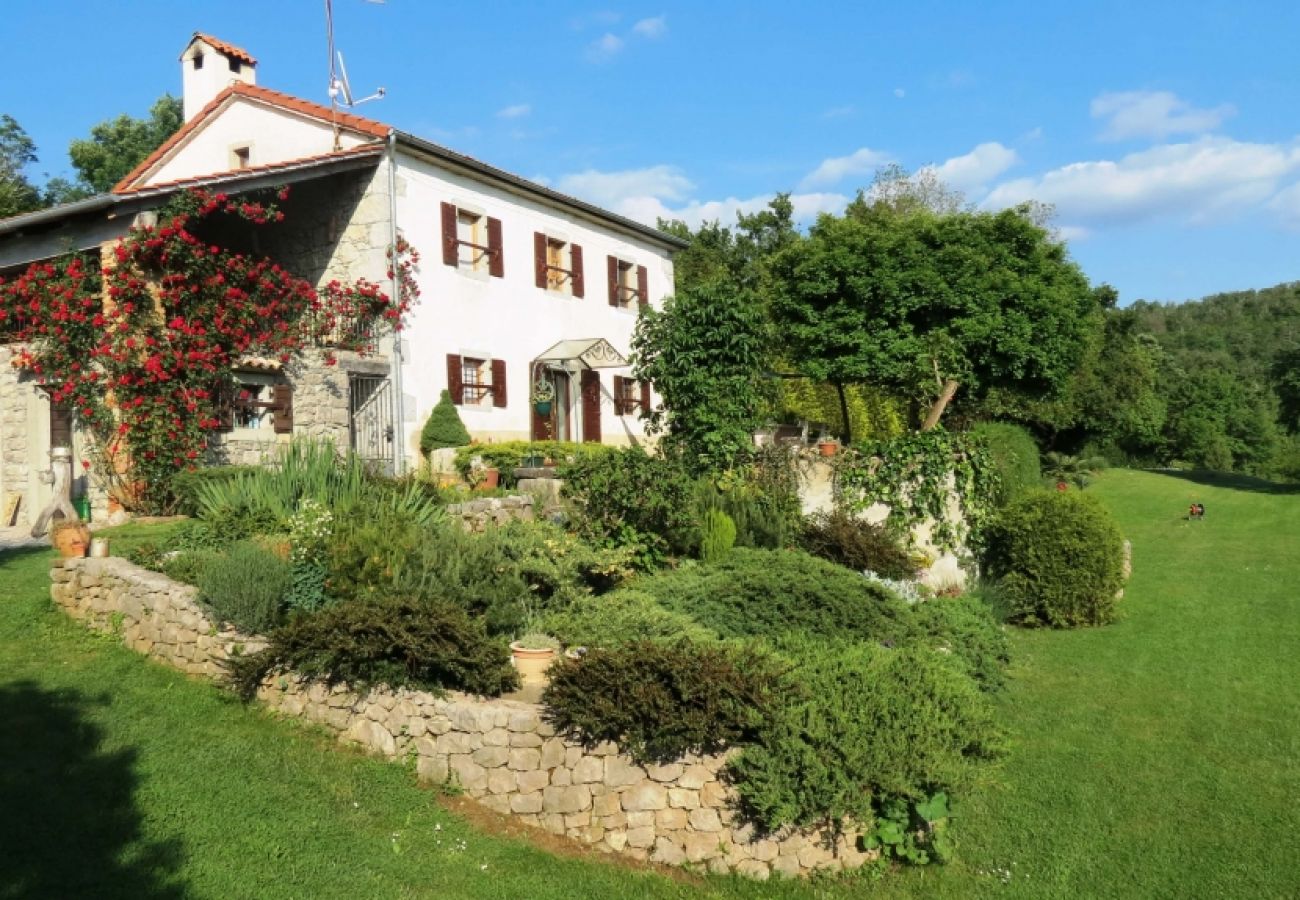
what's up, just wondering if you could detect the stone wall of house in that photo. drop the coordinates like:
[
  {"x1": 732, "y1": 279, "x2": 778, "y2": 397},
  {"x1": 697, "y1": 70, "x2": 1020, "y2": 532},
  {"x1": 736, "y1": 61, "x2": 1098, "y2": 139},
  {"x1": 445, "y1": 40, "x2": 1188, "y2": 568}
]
[
  {"x1": 49, "y1": 557, "x2": 871, "y2": 880},
  {"x1": 445, "y1": 495, "x2": 535, "y2": 532},
  {"x1": 0, "y1": 346, "x2": 33, "y2": 525}
]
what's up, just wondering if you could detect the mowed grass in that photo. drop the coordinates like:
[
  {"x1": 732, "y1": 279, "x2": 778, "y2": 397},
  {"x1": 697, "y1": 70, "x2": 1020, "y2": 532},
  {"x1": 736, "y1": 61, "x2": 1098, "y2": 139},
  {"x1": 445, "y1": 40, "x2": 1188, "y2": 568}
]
[{"x1": 2, "y1": 468, "x2": 1298, "y2": 898}]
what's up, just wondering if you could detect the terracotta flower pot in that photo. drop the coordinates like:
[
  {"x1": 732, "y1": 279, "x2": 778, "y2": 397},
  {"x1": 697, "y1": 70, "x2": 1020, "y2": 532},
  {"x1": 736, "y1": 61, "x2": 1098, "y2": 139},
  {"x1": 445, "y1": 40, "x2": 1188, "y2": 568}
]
[
  {"x1": 476, "y1": 468, "x2": 500, "y2": 491},
  {"x1": 52, "y1": 521, "x2": 90, "y2": 558},
  {"x1": 818, "y1": 440, "x2": 839, "y2": 457},
  {"x1": 510, "y1": 643, "x2": 557, "y2": 685}
]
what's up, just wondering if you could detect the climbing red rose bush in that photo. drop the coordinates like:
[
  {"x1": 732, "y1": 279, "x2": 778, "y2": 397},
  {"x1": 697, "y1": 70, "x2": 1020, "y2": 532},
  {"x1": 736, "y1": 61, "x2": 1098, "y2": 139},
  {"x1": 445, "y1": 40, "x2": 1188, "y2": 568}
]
[{"x1": 0, "y1": 187, "x2": 418, "y2": 512}]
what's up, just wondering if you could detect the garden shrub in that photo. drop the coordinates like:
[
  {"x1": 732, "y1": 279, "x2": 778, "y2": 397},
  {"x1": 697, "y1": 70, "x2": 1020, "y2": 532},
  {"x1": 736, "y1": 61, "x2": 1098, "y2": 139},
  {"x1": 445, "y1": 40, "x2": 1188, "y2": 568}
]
[
  {"x1": 728, "y1": 640, "x2": 1004, "y2": 837},
  {"x1": 562, "y1": 447, "x2": 697, "y2": 566},
  {"x1": 159, "y1": 549, "x2": 221, "y2": 586},
  {"x1": 970, "y1": 422, "x2": 1042, "y2": 507},
  {"x1": 638, "y1": 548, "x2": 919, "y2": 646},
  {"x1": 984, "y1": 491, "x2": 1125, "y2": 627},
  {"x1": 197, "y1": 541, "x2": 291, "y2": 633},
  {"x1": 453, "y1": 440, "x2": 617, "y2": 482},
  {"x1": 538, "y1": 589, "x2": 714, "y2": 648},
  {"x1": 699, "y1": 509, "x2": 736, "y2": 562},
  {"x1": 799, "y1": 509, "x2": 915, "y2": 579},
  {"x1": 912, "y1": 595, "x2": 1010, "y2": 691},
  {"x1": 542, "y1": 639, "x2": 784, "y2": 764},
  {"x1": 420, "y1": 389, "x2": 471, "y2": 455},
  {"x1": 225, "y1": 595, "x2": 518, "y2": 701}
]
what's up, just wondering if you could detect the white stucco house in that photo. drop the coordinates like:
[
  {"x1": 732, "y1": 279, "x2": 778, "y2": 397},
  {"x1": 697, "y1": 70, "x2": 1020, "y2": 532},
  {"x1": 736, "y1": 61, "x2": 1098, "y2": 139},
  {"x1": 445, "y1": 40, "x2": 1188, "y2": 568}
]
[{"x1": 0, "y1": 33, "x2": 684, "y2": 523}]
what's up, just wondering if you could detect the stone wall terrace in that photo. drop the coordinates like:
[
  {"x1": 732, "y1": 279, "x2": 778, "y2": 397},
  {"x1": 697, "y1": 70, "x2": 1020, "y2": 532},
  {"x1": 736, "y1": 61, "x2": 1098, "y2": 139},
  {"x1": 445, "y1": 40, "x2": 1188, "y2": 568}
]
[{"x1": 49, "y1": 557, "x2": 871, "y2": 880}]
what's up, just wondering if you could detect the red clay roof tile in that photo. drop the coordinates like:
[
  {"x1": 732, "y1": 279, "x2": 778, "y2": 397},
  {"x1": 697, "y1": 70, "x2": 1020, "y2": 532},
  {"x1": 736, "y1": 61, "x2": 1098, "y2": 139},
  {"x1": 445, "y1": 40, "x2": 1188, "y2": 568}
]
[
  {"x1": 112, "y1": 83, "x2": 389, "y2": 193},
  {"x1": 187, "y1": 33, "x2": 258, "y2": 66}
]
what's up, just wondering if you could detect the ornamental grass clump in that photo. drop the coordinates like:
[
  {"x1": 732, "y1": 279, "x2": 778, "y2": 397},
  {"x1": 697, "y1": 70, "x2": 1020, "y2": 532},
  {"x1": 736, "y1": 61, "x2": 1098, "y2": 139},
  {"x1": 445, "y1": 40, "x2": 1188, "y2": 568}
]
[{"x1": 984, "y1": 490, "x2": 1125, "y2": 627}]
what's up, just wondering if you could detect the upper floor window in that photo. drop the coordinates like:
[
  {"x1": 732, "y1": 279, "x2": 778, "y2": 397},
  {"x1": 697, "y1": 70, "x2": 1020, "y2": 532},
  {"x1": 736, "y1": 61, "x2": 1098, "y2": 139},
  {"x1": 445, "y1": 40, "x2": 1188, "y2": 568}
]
[
  {"x1": 534, "y1": 232, "x2": 585, "y2": 297},
  {"x1": 231, "y1": 145, "x2": 251, "y2": 169},
  {"x1": 440, "y1": 202, "x2": 503, "y2": 277},
  {"x1": 607, "y1": 256, "x2": 648, "y2": 309}
]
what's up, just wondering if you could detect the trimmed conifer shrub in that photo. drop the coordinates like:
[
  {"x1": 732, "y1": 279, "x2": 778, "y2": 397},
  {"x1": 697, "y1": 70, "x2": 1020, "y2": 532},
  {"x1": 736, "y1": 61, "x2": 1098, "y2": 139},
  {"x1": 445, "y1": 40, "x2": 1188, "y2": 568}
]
[
  {"x1": 984, "y1": 490, "x2": 1125, "y2": 627},
  {"x1": 699, "y1": 508, "x2": 737, "y2": 562},
  {"x1": 542, "y1": 639, "x2": 784, "y2": 764},
  {"x1": 420, "y1": 389, "x2": 471, "y2": 455},
  {"x1": 971, "y1": 422, "x2": 1042, "y2": 507}
]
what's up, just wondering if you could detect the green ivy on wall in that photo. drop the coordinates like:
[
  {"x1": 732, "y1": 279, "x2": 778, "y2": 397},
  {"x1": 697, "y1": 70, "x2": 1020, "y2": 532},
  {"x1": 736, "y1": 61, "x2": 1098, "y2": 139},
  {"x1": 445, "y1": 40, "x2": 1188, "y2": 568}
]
[{"x1": 834, "y1": 431, "x2": 999, "y2": 553}]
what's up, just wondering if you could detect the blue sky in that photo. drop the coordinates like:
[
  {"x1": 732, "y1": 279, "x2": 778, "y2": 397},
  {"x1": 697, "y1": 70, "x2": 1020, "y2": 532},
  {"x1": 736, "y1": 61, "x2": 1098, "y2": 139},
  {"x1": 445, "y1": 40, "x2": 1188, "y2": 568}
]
[{"x1": 7, "y1": 0, "x2": 1300, "y2": 303}]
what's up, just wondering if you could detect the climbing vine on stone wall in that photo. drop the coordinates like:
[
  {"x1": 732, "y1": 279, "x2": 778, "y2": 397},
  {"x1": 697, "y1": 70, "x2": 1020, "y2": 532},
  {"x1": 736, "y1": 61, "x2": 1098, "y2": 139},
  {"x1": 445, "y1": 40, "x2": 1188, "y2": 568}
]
[
  {"x1": 834, "y1": 431, "x2": 998, "y2": 552},
  {"x1": 0, "y1": 186, "x2": 417, "y2": 513}
]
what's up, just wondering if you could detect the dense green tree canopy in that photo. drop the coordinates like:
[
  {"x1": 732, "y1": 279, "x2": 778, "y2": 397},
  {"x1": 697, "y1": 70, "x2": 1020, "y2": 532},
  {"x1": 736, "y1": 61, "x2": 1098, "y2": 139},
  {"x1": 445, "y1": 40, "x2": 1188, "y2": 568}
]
[
  {"x1": 771, "y1": 203, "x2": 1102, "y2": 432},
  {"x1": 0, "y1": 115, "x2": 42, "y2": 219},
  {"x1": 631, "y1": 279, "x2": 773, "y2": 470},
  {"x1": 68, "y1": 94, "x2": 182, "y2": 193}
]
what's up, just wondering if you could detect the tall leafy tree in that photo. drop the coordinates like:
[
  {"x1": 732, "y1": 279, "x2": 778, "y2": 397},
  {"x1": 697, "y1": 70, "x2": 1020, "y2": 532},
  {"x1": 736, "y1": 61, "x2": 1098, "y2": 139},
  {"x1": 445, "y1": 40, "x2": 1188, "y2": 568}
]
[
  {"x1": 771, "y1": 202, "x2": 1101, "y2": 438},
  {"x1": 68, "y1": 94, "x2": 182, "y2": 193},
  {"x1": 1273, "y1": 346, "x2": 1300, "y2": 434},
  {"x1": 0, "y1": 114, "x2": 42, "y2": 219},
  {"x1": 631, "y1": 279, "x2": 773, "y2": 471}
]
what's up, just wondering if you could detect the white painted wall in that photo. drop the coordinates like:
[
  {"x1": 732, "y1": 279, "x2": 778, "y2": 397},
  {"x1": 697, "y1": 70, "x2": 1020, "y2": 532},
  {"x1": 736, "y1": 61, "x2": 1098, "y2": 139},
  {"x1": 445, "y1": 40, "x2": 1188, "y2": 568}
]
[
  {"x1": 392, "y1": 151, "x2": 674, "y2": 457},
  {"x1": 144, "y1": 100, "x2": 373, "y2": 187}
]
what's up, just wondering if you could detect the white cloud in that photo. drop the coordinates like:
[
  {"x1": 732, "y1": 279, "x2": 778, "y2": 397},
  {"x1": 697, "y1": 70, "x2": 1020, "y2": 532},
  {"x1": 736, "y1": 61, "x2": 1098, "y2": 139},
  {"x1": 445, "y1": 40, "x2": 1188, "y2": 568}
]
[
  {"x1": 799, "y1": 147, "x2": 892, "y2": 190},
  {"x1": 496, "y1": 103, "x2": 531, "y2": 119},
  {"x1": 586, "y1": 33, "x2": 624, "y2": 61},
  {"x1": 1091, "y1": 90, "x2": 1235, "y2": 142},
  {"x1": 632, "y1": 15, "x2": 667, "y2": 38},
  {"x1": 551, "y1": 164, "x2": 847, "y2": 229},
  {"x1": 983, "y1": 136, "x2": 1300, "y2": 226},
  {"x1": 893, "y1": 87, "x2": 906, "y2": 99},
  {"x1": 555, "y1": 165, "x2": 694, "y2": 208},
  {"x1": 922, "y1": 142, "x2": 1019, "y2": 193}
]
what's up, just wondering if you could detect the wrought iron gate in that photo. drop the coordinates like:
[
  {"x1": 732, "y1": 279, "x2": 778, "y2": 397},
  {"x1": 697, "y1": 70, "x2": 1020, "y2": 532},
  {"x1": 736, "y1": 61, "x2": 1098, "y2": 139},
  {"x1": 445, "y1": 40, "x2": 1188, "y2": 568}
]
[{"x1": 348, "y1": 374, "x2": 394, "y2": 474}]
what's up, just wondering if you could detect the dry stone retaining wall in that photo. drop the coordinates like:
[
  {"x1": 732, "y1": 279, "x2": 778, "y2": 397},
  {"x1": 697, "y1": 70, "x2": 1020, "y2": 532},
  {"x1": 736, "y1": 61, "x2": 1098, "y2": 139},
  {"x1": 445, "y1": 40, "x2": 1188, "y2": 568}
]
[
  {"x1": 445, "y1": 495, "x2": 535, "y2": 532},
  {"x1": 49, "y1": 557, "x2": 870, "y2": 879}
]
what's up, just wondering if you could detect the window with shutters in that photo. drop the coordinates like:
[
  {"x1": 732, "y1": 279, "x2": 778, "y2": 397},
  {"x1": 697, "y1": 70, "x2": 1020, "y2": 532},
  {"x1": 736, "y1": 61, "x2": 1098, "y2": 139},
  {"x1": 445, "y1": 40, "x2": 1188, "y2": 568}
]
[
  {"x1": 441, "y1": 202, "x2": 503, "y2": 277},
  {"x1": 607, "y1": 257, "x2": 648, "y2": 309},
  {"x1": 448, "y1": 354, "x2": 508, "y2": 409},
  {"x1": 219, "y1": 373, "x2": 294, "y2": 434},
  {"x1": 613, "y1": 375, "x2": 652, "y2": 416},
  {"x1": 535, "y1": 232, "x2": 584, "y2": 297}
]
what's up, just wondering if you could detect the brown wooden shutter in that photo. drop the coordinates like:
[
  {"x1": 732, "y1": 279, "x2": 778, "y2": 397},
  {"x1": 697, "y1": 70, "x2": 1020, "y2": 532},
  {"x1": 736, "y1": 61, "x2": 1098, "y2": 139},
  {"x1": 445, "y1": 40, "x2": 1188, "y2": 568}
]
[
  {"x1": 612, "y1": 374, "x2": 625, "y2": 414},
  {"x1": 636, "y1": 264, "x2": 649, "y2": 309},
  {"x1": 571, "y1": 244, "x2": 585, "y2": 298},
  {"x1": 441, "y1": 202, "x2": 458, "y2": 267},
  {"x1": 580, "y1": 369, "x2": 601, "y2": 442},
  {"x1": 490, "y1": 358, "x2": 507, "y2": 408},
  {"x1": 640, "y1": 381, "x2": 652, "y2": 417},
  {"x1": 447, "y1": 353, "x2": 464, "y2": 404},
  {"x1": 214, "y1": 382, "x2": 234, "y2": 432},
  {"x1": 272, "y1": 383, "x2": 294, "y2": 434},
  {"x1": 607, "y1": 256, "x2": 619, "y2": 306},
  {"x1": 487, "y1": 217, "x2": 504, "y2": 278},
  {"x1": 534, "y1": 232, "x2": 548, "y2": 288}
]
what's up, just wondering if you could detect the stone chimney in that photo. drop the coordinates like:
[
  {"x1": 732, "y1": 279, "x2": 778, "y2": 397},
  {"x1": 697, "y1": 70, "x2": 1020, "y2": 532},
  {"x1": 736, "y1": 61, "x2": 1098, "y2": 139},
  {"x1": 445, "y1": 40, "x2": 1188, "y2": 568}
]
[{"x1": 180, "y1": 33, "x2": 257, "y2": 121}]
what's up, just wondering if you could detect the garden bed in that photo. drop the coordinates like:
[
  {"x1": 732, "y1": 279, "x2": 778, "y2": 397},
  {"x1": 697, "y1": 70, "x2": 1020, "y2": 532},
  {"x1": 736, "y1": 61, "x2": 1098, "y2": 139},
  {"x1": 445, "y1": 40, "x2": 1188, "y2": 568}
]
[{"x1": 49, "y1": 556, "x2": 871, "y2": 879}]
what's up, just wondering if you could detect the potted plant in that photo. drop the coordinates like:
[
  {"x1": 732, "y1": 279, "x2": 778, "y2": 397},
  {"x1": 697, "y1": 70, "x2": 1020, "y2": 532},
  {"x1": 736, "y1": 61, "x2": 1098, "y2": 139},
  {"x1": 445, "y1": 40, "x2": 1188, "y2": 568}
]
[
  {"x1": 818, "y1": 434, "x2": 839, "y2": 457},
  {"x1": 510, "y1": 632, "x2": 561, "y2": 685},
  {"x1": 51, "y1": 518, "x2": 90, "y2": 558},
  {"x1": 531, "y1": 379, "x2": 555, "y2": 417}
]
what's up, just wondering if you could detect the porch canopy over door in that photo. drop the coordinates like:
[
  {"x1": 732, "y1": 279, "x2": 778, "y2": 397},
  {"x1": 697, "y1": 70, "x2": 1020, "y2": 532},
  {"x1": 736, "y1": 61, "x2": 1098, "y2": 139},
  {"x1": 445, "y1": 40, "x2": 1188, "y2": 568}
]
[{"x1": 531, "y1": 338, "x2": 628, "y2": 443}]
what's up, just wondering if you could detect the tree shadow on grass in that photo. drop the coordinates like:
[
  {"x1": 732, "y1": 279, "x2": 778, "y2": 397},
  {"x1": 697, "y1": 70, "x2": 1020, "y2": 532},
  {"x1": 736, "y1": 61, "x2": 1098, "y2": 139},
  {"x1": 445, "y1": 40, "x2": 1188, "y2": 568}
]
[
  {"x1": 1143, "y1": 468, "x2": 1300, "y2": 496},
  {"x1": 0, "y1": 681, "x2": 188, "y2": 900}
]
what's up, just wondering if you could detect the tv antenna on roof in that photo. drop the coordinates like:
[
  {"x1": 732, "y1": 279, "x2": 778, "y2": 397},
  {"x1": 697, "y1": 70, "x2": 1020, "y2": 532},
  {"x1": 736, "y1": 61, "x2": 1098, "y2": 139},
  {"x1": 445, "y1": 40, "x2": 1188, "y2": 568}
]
[{"x1": 324, "y1": 0, "x2": 387, "y2": 144}]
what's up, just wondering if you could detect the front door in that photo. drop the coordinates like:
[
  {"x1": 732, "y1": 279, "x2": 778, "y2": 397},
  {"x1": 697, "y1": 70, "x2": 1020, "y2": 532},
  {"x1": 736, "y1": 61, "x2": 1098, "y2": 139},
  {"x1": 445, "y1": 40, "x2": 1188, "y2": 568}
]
[{"x1": 531, "y1": 369, "x2": 571, "y2": 441}]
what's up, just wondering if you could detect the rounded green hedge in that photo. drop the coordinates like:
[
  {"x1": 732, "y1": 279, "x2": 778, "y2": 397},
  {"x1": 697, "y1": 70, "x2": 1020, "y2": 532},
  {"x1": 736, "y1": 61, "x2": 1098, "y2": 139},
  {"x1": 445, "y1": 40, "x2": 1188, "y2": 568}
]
[
  {"x1": 984, "y1": 490, "x2": 1125, "y2": 627},
  {"x1": 971, "y1": 422, "x2": 1042, "y2": 507}
]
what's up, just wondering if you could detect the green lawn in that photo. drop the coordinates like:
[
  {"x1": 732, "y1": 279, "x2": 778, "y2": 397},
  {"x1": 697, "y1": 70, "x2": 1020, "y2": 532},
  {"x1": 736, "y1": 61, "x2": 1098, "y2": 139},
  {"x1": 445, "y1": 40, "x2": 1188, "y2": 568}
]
[{"x1": 2, "y1": 469, "x2": 1297, "y2": 898}]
